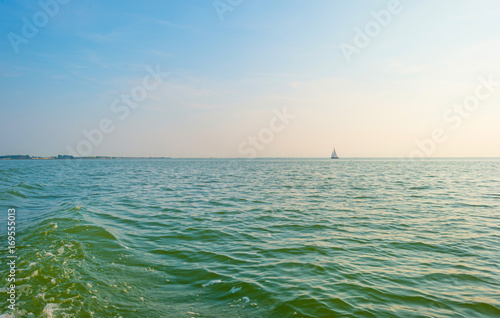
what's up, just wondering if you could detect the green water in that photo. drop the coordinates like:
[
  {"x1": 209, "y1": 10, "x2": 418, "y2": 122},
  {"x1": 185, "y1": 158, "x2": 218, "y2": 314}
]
[{"x1": 1, "y1": 158, "x2": 499, "y2": 317}]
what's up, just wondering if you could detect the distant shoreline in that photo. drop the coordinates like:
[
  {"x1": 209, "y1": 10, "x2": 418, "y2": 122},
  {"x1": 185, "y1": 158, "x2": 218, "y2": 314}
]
[{"x1": 0, "y1": 155, "x2": 172, "y2": 160}]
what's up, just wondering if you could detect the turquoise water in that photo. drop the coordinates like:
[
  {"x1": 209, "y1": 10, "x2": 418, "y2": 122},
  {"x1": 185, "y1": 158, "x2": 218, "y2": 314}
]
[{"x1": 1, "y1": 158, "x2": 499, "y2": 317}]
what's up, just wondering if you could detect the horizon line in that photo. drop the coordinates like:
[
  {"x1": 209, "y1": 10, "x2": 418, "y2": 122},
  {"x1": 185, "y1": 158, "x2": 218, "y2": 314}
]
[{"x1": 2, "y1": 155, "x2": 500, "y2": 160}]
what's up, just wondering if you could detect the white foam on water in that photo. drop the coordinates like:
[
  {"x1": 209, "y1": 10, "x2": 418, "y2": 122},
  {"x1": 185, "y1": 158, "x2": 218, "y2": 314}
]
[
  {"x1": 57, "y1": 246, "x2": 64, "y2": 255},
  {"x1": 229, "y1": 287, "x2": 242, "y2": 293},
  {"x1": 42, "y1": 303, "x2": 60, "y2": 318},
  {"x1": 242, "y1": 297, "x2": 250, "y2": 303},
  {"x1": 202, "y1": 279, "x2": 221, "y2": 287}
]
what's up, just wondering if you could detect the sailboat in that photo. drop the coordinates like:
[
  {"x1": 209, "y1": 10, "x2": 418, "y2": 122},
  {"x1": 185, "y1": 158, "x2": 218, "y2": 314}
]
[{"x1": 331, "y1": 147, "x2": 339, "y2": 159}]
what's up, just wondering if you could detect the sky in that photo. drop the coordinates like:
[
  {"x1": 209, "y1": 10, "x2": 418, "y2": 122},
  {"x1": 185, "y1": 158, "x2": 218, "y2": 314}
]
[{"x1": 1, "y1": 0, "x2": 500, "y2": 158}]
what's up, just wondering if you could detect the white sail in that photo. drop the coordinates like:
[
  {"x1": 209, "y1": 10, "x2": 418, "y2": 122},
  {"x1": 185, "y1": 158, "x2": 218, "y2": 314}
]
[{"x1": 331, "y1": 147, "x2": 339, "y2": 159}]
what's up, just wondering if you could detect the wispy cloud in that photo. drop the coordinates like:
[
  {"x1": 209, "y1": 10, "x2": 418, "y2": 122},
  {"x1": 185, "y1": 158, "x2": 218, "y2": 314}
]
[
  {"x1": 117, "y1": 12, "x2": 195, "y2": 31},
  {"x1": 67, "y1": 69, "x2": 109, "y2": 86}
]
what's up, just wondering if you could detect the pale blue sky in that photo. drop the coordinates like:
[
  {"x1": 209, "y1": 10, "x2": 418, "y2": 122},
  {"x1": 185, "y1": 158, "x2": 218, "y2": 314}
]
[{"x1": 1, "y1": 0, "x2": 500, "y2": 157}]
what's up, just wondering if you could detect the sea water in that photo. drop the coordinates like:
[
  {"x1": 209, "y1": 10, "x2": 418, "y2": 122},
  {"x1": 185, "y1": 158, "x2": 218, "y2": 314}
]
[{"x1": 0, "y1": 158, "x2": 499, "y2": 317}]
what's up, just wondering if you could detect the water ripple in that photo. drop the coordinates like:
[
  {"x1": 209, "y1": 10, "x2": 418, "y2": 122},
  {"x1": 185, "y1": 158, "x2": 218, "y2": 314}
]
[{"x1": 1, "y1": 158, "x2": 499, "y2": 317}]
